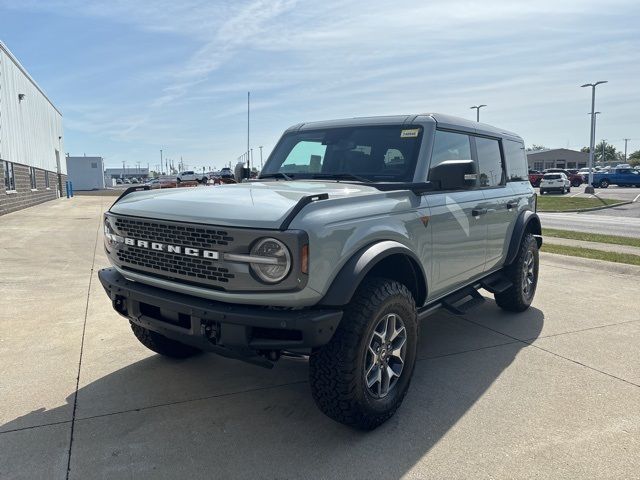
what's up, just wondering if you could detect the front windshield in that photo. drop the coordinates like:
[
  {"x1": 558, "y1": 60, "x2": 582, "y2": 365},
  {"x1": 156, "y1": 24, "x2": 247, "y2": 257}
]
[{"x1": 261, "y1": 125, "x2": 423, "y2": 182}]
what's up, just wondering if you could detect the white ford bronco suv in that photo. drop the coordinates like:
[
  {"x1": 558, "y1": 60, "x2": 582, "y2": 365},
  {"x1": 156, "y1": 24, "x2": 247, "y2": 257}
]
[{"x1": 99, "y1": 114, "x2": 541, "y2": 429}]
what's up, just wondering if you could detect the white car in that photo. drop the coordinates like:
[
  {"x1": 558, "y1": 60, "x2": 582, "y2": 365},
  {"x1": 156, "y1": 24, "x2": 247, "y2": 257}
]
[
  {"x1": 176, "y1": 170, "x2": 208, "y2": 183},
  {"x1": 540, "y1": 172, "x2": 571, "y2": 194}
]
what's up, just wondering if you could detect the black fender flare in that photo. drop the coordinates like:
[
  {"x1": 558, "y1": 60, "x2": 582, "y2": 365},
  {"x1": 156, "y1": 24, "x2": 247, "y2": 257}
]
[
  {"x1": 318, "y1": 240, "x2": 427, "y2": 307},
  {"x1": 505, "y1": 210, "x2": 542, "y2": 266}
]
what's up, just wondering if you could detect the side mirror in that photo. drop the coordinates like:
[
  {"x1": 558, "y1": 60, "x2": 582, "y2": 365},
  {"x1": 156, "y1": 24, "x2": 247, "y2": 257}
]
[{"x1": 429, "y1": 159, "x2": 477, "y2": 190}]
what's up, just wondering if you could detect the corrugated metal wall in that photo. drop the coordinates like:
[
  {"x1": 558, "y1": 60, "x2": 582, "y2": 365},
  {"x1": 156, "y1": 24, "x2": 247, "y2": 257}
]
[{"x1": 0, "y1": 43, "x2": 65, "y2": 174}]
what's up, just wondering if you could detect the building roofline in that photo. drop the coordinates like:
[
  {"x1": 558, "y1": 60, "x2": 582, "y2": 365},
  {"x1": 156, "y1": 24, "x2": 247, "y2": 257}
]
[{"x1": 0, "y1": 40, "x2": 63, "y2": 116}]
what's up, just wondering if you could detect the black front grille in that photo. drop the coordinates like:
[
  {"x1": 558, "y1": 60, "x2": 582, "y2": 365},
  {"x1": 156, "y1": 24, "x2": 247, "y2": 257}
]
[
  {"x1": 114, "y1": 217, "x2": 234, "y2": 248},
  {"x1": 112, "y1": 217, "x2": 236, "y2": 286},
  {"x1": 117, "y1": 247, "x2": 234, "y2": 283}
]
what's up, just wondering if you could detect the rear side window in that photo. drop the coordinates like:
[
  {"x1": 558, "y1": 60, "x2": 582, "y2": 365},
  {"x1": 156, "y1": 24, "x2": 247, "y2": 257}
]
[
  {"x1": 475, "y1": 137, "x2": 504, "y2": 187},
  {"x1": 503, "y1": 140, "x2": 528, "y2": 181},
  {"x1": 544, "y1": 174, "x2": 561, "y2": 179}
]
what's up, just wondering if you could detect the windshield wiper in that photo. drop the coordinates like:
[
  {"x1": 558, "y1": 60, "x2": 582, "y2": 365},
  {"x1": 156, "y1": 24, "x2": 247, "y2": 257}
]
[
  {"x1": 259, "y1": 172, "x2": 293, "y2": 181},
  {"x1": 312, "y1": 173, "x2": 373, "y2": 183}
]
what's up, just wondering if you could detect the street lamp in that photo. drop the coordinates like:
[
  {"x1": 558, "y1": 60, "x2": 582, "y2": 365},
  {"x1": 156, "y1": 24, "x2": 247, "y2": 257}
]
[
  {"x1": 581, "y1": 81, "x2": 607, "y2": 193},
  {"x1": 470, "y1": 105, "x2": 486, "y2": 122}
]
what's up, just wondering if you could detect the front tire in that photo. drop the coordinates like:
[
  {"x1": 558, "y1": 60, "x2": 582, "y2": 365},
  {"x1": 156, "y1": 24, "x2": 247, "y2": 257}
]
[
  {"x1": 495, "y1": 233, "x2": 539, "y2": 312},
  {"x1": 309, "y1": 278, "x2": 418, "y2": 430},
  {"x1": 130, "y1": 322, "x2": 201, "y2": 358},
  {"x1": 599, "y1": 179, "x2": 609, "y2": 188}
]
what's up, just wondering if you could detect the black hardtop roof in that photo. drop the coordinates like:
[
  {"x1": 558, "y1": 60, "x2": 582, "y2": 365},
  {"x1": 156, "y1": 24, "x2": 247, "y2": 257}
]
[{"x1": 286, "y1": 113, "x2": 523, "y2": 142}]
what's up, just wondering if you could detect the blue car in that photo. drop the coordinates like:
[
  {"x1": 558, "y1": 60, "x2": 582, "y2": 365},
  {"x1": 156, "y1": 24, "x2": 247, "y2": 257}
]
[{"x1": 591, "y1": 168, "x2": 640, "y2": 188}]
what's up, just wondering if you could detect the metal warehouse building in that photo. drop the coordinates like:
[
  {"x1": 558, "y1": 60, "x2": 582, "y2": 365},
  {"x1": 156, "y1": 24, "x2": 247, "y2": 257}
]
[
  {"x1": 66, "y1": 156, "x2": 105, "y2": 191},
  {"x1": 0, "y1": 41, "x2": 65, "y2": 215}
]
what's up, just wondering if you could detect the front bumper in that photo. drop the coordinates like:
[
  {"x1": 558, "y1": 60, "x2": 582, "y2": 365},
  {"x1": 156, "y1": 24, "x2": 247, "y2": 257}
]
[{"x1": 98, "y1": 267, "x2": 342, "y2": 362}]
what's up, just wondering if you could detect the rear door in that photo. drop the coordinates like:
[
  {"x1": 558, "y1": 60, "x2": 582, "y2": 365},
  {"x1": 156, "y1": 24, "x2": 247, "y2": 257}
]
[
  {"x1": 474, "y1": 136, "x2": 514, "y2": 270},
  {"x1": 423, "y1": 130, "x2": 487, "y2": 298}
]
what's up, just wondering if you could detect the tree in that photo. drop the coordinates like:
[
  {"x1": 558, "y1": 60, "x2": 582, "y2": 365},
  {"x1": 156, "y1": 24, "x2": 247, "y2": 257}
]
[
  {"x1": 629, "y1": 150, "x2": 640, "y2": 167},
  {"x1": 581, "y1": 141, "x2": 619, "y2": 163},
  {"x1": 526, "y1": 144, "x2": 547, "y2": 152}
]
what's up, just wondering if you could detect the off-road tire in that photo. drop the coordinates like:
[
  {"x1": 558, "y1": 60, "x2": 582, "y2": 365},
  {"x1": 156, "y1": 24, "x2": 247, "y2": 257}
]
[
  {"x1": 130, "y1": 322, "x2": 201, "y2": 358},
  {"x1": 309, "y1": 278, "x2": 418, "y2": 430},
  {"x1": 495, "y1": 233, "x2": 539, "y2": 312}
]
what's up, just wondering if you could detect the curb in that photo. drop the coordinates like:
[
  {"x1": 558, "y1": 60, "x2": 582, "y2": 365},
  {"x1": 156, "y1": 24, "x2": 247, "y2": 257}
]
[
  {"x1": 540, "y1": 251, "x2": 640, "y2": 276},
  {"x1": 540, "y1": 201, "x2": 631, "y2": 213}
]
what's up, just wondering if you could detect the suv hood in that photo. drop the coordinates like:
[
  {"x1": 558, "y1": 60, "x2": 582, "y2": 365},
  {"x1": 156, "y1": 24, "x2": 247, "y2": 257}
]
[{"x1": 109, "y1": 181, "x2": 379, "y2": 229}]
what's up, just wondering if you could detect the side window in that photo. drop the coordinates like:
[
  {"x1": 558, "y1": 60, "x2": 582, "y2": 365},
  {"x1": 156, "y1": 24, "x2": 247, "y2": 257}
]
[
  {"x1": 281, "y1": 140, "x2": 327, "y2": 173},
  {"x1": 429, "y1": 130, "x2": 472, "y2": 175},
  {"x1": 503, "y1": 140, "x2": 528, "y2": 181},
  {"x1": 475, "y1": 137, "x2": 505, "y2": 187},
  {"x1": 29, "y1": 167, "x2": 37, "y2": 189}
]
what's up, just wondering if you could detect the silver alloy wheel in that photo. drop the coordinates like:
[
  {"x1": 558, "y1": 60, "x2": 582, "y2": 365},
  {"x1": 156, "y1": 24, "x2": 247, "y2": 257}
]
[
  {"x1": 364, "y1": 313, "x2": 407, "y2": 399},
  {"x1": 522, "y1": 249, "x2": 535, "y2": 297}
]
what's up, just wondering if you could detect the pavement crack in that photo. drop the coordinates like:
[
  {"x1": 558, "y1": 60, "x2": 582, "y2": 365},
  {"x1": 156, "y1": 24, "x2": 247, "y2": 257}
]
[
  {"x1": 458, "y1": 314, "x2": 640, "y2": 389},
  {"x1": 65, "y1": 198, "x2": 103, "y2": 480},
  {"x1": 74, "y1": 380, "x2": 309, "y2": 423}
]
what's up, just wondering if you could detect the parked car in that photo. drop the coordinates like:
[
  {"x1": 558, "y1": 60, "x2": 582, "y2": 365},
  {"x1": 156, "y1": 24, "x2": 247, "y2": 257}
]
[
  {"x1": 219, "y1": 167, "x2": 233, "y2": 178},
  {"x1": 540, "y1": 173, "x2": 571, "y2": 194},
  {"x1": 131, "y1": 177, "x2": 139, "y2": 184},
  {"x1": 544, "y1": 168, "x2": 583, "y2": 187},
  {"x1": 591, "y1": 168, "x2": 640, "y2": 188},
  {"x1": 115, "y1": 178, "x2": 123, "y2": 185},
  {"x1": 528, "y1": 169, "x2": 544, "y2": 187},
  {"x1": 123, "y1": 178, "x2": 131, "y2": 184},
  {"x1": 99, "y1": 113, "x2": 541, "y2": 429},
  {"x1": 177, "y1": 170, "x2": 208, "y2": 183}
]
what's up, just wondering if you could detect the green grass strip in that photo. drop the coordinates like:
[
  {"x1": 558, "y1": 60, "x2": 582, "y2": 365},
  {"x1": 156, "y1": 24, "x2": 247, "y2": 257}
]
[
  {"x1": 542, "y1": 228, "x2": 640, "y2": 248},
  {"x1": 537, "y1": 196, "x2": 621, "y2": 212},
  {"x1": 541, "y1": 244, "x2": 640, "y2": 266}
]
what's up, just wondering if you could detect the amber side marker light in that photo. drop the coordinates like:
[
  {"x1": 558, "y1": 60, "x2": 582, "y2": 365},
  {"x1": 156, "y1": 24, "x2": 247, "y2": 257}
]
[{"x1": 301, "y1": 244, "x2": 309, "y2": 274}]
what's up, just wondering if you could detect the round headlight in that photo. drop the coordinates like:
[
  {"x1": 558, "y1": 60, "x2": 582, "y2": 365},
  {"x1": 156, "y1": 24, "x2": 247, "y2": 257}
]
[{"x1": 250, "y1": 238, "x2": 291, "y2": 283}]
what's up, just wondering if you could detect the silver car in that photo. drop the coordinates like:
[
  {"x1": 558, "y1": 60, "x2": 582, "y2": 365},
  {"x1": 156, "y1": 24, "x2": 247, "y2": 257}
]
[{"x1": 99, "y1": 113, "x2": 541, "y2": 429}]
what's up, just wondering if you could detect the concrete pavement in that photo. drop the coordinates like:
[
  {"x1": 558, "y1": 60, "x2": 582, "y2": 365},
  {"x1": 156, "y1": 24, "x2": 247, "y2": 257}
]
[{"x1": 1, "y1": 196, "x2": 639, "y2": 480}]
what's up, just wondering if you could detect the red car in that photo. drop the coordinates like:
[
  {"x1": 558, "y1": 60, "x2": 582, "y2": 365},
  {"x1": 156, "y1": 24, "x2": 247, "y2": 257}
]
[{"x1": 528, "y1": 170, "x2": 544, "y2": 187}]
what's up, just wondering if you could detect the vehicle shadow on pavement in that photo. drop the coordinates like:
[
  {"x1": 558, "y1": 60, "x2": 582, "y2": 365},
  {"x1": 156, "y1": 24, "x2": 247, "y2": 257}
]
[{"x1": 1, "y1": 303, "x2": 544, "y2": 479}]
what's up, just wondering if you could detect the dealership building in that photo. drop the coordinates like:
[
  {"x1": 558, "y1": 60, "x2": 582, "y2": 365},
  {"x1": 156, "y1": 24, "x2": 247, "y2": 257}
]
[
  {"x1": 526, "y1": 148, "x2": 589, "y2": 171},
  {"x1": 0, "y1": 41, "x2": 65, "y2": 215}
]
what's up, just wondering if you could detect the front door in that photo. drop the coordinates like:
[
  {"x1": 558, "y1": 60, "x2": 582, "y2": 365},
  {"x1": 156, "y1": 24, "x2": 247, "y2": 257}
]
[{"x1": 423, "y1": 130, "x2": 487, "y2": 299}]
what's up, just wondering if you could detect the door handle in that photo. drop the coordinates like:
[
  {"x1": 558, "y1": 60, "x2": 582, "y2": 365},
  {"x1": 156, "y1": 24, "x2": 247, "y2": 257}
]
[
  {"x1": 506, "y1": 201, "x2": 516, "y2": 210},
  {"x1": 472, "y1": 208, "x2": 488, "y2": 217}
]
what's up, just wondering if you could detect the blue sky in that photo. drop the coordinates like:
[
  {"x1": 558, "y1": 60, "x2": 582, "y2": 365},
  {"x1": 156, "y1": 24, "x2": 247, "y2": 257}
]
[{"x1": 1, "y1": 0, "x2": 639, "y2": 170}]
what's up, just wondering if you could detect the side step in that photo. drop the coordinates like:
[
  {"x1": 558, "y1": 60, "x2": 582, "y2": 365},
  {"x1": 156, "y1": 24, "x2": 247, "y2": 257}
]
[
  {"x1": 440, "y1": 287, "x2": 485, "y2": 315},
  {"x1": 480, "y1": 272, "x2": 513, "y2": 294}
]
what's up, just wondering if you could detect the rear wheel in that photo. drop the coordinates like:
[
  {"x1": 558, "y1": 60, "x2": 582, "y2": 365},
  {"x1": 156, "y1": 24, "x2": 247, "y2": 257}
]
[
  {"x1": 309, "y1": 278, "x2": 418, "y2": 430},
  {"x1": 130, "y1": 322, "x2": 201, "y2": 358},
  {"x1": 599, "y1": 179, "x2": 609, "y2": 188},
  {"x1": 540, "y1": 189, "x2": 545, "y2": 195},
  {"x1": 495, "y1": 233, "x2": 539, "y2": 312}
]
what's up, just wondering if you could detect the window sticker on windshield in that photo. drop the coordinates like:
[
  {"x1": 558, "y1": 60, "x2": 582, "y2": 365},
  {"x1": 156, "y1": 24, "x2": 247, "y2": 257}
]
[{"x1": 400, "y1": 129, "x2": 420, "y2": 138}]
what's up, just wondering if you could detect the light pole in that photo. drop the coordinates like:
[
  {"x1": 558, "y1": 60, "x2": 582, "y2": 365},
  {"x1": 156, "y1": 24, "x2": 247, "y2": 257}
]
[
  {"x1": 581, "y1": 81, "x2": 607, "y2": 193},
  {"x1": 623, "y1": 138, "x2": 631, "y2": 163},
  {"x1": 601, "y1": 139, "x2": 607, "y2": 165},
  {"x1": 259, "y1": 145, "x2": 263, "y2": 170},
  {"x1": 160, "y1": 149, "x2": 163, "y2": 175},
  {"x1": 470, "y1": 105, "x2": 486, "y2": 122}
]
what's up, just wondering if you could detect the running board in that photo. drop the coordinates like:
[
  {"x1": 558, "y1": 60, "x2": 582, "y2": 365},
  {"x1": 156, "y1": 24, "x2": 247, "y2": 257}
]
[
  {"x1": 440, "y1": 287, "x2": 485, "y2": 315},
  {"x1": 480, "y1": 272, "x2": 513, "y2": 294}
]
